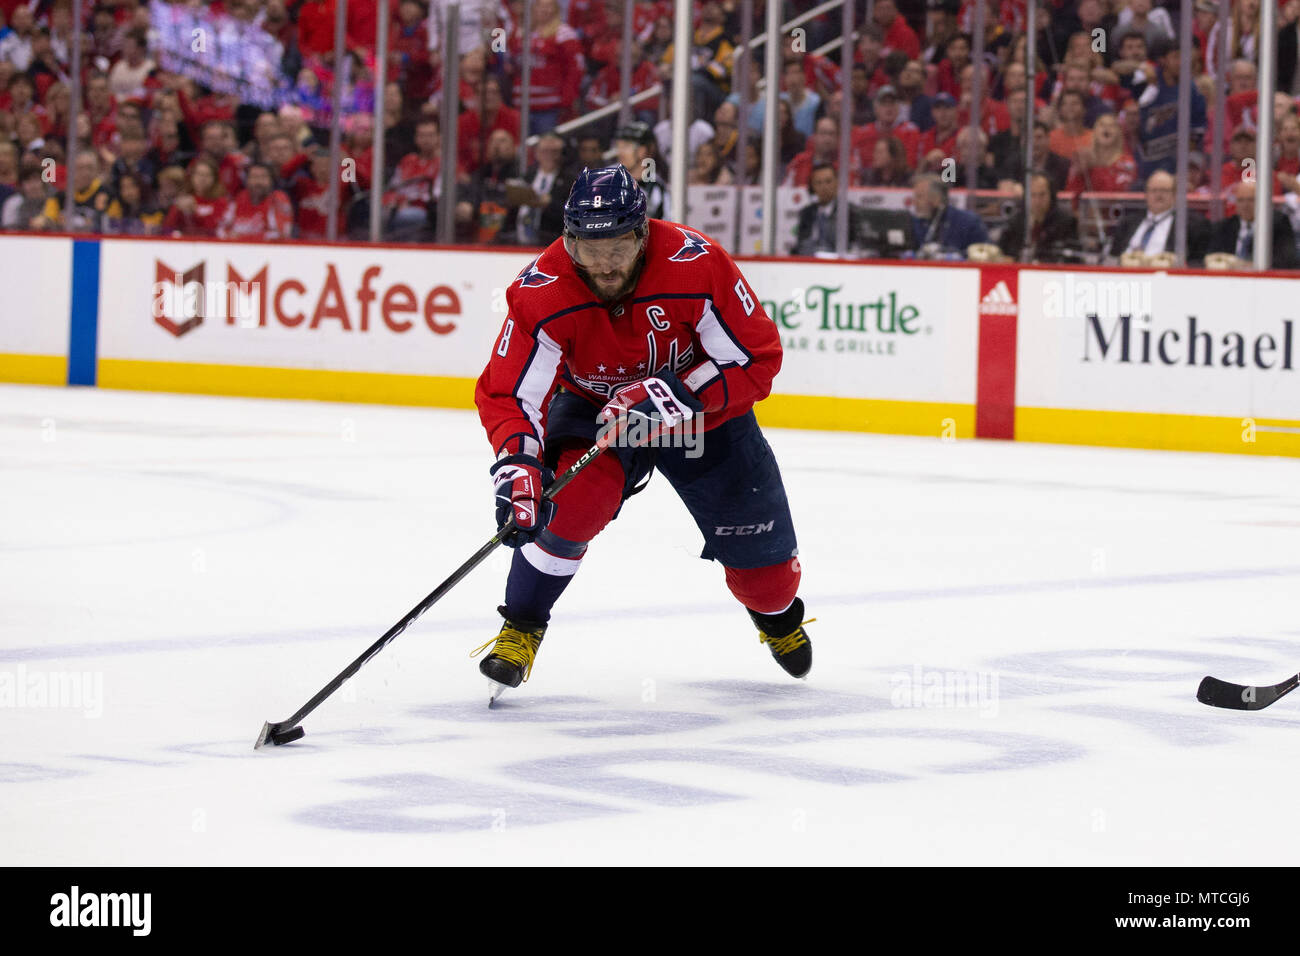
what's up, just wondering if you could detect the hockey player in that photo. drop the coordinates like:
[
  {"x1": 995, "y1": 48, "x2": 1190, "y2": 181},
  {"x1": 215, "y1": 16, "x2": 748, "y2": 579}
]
[{"x1": 472, "y1": 165, "x2": 812, "y2": 698}]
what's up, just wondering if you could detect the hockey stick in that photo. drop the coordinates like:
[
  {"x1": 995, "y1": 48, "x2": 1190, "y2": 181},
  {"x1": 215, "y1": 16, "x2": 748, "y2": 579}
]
[
  {"x1": 254, "y1": 431, "x2": 617, "y2": 750},
  {"x1": 1196, "y1": 672, "x2": 1300, "y2": 711}
]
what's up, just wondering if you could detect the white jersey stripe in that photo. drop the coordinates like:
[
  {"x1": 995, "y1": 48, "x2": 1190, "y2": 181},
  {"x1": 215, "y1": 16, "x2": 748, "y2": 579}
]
[
  {"x1": 697, "y1": 301, "x2": 750, "y2": 367},
  {"x1": 515, "y1": 328, "x2": 564, "y2": 442}
]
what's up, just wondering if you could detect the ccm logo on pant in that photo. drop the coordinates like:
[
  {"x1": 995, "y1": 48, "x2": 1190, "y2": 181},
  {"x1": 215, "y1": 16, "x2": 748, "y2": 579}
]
[{"x1": 714, "y1": 521, "x2": 774, "y2": 536}]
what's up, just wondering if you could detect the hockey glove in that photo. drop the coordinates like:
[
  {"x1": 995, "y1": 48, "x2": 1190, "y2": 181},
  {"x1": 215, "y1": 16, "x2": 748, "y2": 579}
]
[
  {"x1": 490, "y1": 453, "x2": 556, "y2": 548},
  {"x1": 598, "y1": 374, "x2": 703, "y2": 446}
]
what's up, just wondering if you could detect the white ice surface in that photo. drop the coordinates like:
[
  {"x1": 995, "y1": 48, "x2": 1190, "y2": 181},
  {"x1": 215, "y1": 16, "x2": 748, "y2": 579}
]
[{"x1": 2, "y1": 383, "x2": 1299, "y2": 865}]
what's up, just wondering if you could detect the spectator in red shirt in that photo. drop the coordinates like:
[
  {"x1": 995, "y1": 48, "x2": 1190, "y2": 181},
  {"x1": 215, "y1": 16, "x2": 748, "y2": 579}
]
[
  {"x1": 342, "y1": 114, "x2": 376, "y2": 191},
  {"x1": 933, "y1": 31, "x2": 970, "y2": 99},
  {"x1": 459, "y1": 74, "x2": 522, "y2": 174},
  {"x1": 508, "y1": 0, "x2": 584, "y2": 135},
  {"x1": 297, "y1": 0, "x2": 338, "y2": 59},
  {"x1": 194, "y1": 120, "x2": 248, "y2": 197},
  {"x1": 7, "y1": 74, "x2": 49, "y2": 134},
  {"x1": 583, "y1": 0, "x2": 620, "y2": 74},
  {"x1": 853, "y1": 85, "x2": 921, "y2": 169},
  {"x1": 1065, "y1": 113, "x2": 1138, "y2": 194},
  {"x1": 1219, "y1": 127, "x2": 1285, "y2": 197},
  {"x1": 162, "y1": 157, "x2": 228, "y2": 237},
  {"x1": 84, "y1": 72, "x2": 116, "y2": 145},
  {"x1": 346, "y1": 0, "x2": 389, "y2": 57},
  {"x1": 454, "y1": 46, "x2": 487, "y2": 114},
  {"x1": 783, "y1": 115, "x2": 841, "y2": 187},
  {"x1": 587, "y1": 40, "x2": 659, "y2": 125},
  {"x1": 957, "y1": 63, "x2": 1009, "y2": 137},
  {"x1": 567, "y1": 0, "x2": 607, "y2": 50},
  {"x1": 861, "y1": 135, "x2": 911, "y2": 186},
  {"x1": 40, "y1": 81, "x2": 70, "y2": 141},
  {"x1": 385, "y1": 115, "x2": 447, "y2": 236},
  {"x1": 219, "y1": 162, "x2": 294, "y2": 240},
  {"x1": 873, "y1": 0, "x2": 921, "y2": 60},
  {"x1": 292, "y1": 148, "x2": 341, "y2": 240},
  {"x1": 632, "y1": 2, "x2": 671, "y2": 44},
  {"x1": 996, "y1": 61, "x2": 1047, "y2": 108},
  {"x1": 919, "y1": 91, "x2": 960, "y2": 172},
  {"x1": 265, "y1": 134, "x2": 312, "y2": 195},
  {"x1": 173, "y1": 77, "x2": 239, "y2": 142},
  {"x1": 389, "y1": 0, "x2": 433, "y2": 100},
  {"x1": 1277, "y1": 115, "x2": 1300, "y2": 193},
  {"x1": 779, "y1": 33, "x2": 840, "y2": 97},
  {"x1": 856, "y1": 26, "x2": 891, "y2": 96}
]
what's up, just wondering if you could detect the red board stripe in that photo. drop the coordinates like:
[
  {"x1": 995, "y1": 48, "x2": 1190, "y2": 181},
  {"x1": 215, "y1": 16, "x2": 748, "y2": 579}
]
[{"x1": 975, "y1": 267, "x2": 1019, "y2": 440}]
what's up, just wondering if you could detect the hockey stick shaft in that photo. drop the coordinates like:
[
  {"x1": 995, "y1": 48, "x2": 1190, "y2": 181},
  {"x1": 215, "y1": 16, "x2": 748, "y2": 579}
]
[{"x1": 256, "y1": 431, "x2": 617, "y2": 746}]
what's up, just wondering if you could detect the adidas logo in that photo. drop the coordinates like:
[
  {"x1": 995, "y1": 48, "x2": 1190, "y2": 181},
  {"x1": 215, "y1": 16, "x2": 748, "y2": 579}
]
[{"x1": 979, "y1": 280, "x2": 1017, "y2": 315}]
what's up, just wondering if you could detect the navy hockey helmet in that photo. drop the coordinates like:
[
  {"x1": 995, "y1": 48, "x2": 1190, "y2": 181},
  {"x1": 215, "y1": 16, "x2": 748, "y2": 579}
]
[{"x1": 562, "y1": 164, "x2": 648, "y2": 240}]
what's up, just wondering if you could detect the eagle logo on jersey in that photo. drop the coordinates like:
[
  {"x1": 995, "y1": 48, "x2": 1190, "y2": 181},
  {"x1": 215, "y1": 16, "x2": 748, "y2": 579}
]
[
  {"x1": 668, "y1": 228, "x2": 711, "y2": 262},
  {"x1": 515, "y1": 257, "x2": 559, "y2": 288}
]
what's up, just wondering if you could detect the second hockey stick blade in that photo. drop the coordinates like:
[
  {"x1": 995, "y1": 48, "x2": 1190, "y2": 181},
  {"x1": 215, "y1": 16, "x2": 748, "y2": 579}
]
[{"x1": 1197, "y1": 672, "x2": 1300, "y2": 711}]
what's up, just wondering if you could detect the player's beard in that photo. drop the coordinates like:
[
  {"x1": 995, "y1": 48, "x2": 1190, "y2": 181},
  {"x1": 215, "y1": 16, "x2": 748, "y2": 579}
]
[{"x1": 576, "y1": 256, "x2": 645, "y2": 305}]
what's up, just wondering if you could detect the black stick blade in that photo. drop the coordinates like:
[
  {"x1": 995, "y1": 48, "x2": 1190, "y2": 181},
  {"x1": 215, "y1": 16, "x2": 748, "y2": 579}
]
[
  {"x1": 1197, "y1": 674, "x2": 1300, "y2": 711},
  {"x1": 254, "y1": 721, "x2": 306, "y2": 750}
]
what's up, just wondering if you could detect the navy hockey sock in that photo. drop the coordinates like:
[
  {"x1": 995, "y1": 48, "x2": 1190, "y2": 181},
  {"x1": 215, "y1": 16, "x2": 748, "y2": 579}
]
[{"x1": 502, "y1": 529, "x2": 586, "y2": 624}]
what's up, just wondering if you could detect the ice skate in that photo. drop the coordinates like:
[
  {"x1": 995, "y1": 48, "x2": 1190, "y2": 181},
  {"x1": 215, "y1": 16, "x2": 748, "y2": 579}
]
[
  {"x1": 749, "y1": 598, "x2": 814, "y2": 679},
  {"x1": 471, "y1": 608, "x2": 546, "y2": 706}
]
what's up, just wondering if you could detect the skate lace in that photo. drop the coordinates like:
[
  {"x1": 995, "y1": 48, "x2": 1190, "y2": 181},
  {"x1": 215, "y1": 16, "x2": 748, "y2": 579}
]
[
  {"x1": 470, "y1": 627, "x2": 543, "y2": 682},
  {"x1": 759, "y1": 618, "x2": 816, "y2": 656}
]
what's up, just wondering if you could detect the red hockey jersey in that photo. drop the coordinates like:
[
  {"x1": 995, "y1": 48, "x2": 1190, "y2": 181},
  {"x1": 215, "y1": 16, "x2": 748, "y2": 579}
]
[{"x1": 476, "y1": 219, "x2": 782, "y2": 456}]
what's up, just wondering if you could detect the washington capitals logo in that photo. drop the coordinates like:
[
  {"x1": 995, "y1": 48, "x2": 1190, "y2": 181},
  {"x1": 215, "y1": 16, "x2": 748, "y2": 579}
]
[
  {"x1": 515, "y1": 257, "x2": 558, "y2": 288},
  {"x1": 669, "y1": 228, "x2": 711, "y2": 262}
]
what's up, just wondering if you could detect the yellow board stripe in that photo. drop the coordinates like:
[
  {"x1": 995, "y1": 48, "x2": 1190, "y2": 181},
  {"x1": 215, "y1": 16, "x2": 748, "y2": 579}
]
[
  {"x1": 1016, "y1": 407, "x2": 1300, "y2": 457},
  {"x1": 0, "y1": 353, "x2": 67, "y2": 385},
  {"x1": 757, "y1": 394, "x2": 975, "y2": 438},
  {"x1": 98, "y1": 358, "x2": 478, "y2": 409},
  {"x1": 96, "y1": 358, "x2": 977, "y2": 440},
  {"x1": 87, "y1": 359, "x2": 1300, "y2": 458}
]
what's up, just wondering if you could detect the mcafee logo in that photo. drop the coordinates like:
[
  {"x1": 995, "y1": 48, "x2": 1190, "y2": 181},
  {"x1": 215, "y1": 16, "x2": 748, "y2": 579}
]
[{"x1": 153, "y1": 260, "x2": 205, "y2": 337}]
